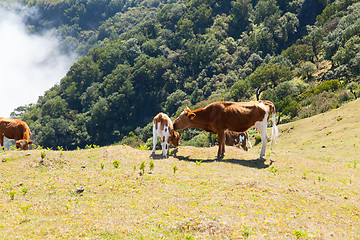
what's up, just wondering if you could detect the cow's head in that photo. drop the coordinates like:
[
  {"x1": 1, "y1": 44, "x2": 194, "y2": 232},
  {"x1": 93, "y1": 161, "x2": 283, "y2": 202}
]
[
  {"x1": 16, "y1": 139, "x2": 33, "y2": 150},
  {"x1": 170, "y1": 131, "x2": 180, "y2": 147},
  {"x1": 173, "y1": 107, "x2": 196, "y2": 130}
]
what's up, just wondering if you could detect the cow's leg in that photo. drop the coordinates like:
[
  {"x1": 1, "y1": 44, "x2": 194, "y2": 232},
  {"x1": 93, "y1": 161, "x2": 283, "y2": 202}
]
[
  {"x1": 255, "y1": 121, "x2": 268, "y2": 159},
  {"x1": 152, "y1": 126, "x2": 158, "y2": 155},
  {"x1": 152, "y1": 136, "x2": 157, "y2": 155},
  {"x1": 0, "y1": 135, "x2": 4, "y2": 150},
  {"x1": 217, "y1": 131, "x2": 225, "y2": 159},
  {"x1": 166, "y1": 141, "x2": 169, "y2": 158},
  {"x1": 161, "y1": 135, "x2": 170, "y2": 158},
  {"x1": 247, "y1": 139, "x2": 253, "y2": 149}
]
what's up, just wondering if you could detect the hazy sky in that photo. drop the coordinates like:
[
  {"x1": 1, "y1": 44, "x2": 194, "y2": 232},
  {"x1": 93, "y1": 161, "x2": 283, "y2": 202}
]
[{"x1": 0, "y1": 4, "x2": 75, "y2": 117}]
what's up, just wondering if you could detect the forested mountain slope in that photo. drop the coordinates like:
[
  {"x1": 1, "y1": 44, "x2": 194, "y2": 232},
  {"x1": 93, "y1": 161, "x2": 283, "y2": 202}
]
[
  {"x1": 10, "y1": 0, "x2": 360, "y2": 149},
  {"x1": 10, "y1": 0, "x2": 180, "y2": 56}
]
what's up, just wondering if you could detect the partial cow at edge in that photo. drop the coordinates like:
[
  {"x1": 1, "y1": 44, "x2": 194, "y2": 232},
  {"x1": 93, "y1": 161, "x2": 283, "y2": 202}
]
[
  {"x1": 0, "y1": 118, "x2": 33, "y2": 150},
  {"x1": 173, "y1": 100, "x2": 279, "y2": 159},
  {"x1": 152, "y1": 113, "x2": 180, "y2": 158}
]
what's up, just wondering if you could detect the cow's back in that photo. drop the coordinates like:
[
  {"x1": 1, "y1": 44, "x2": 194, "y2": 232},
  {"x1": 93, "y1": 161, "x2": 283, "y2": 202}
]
[
  {"x1": 153, "y1": 113, "x2": 172, "y2": 131},
  {"x1": 0, "y1": 118, "x2": 31, "y2": 140},
  {"x1": 218, "y1": 102, "x2": 266, "y2": 132}
]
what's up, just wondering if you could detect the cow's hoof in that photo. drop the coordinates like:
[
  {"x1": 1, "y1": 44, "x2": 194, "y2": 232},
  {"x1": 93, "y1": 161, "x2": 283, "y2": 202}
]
[{"x1": 216, "y1": 154, "x2": 224, "y2": 160}]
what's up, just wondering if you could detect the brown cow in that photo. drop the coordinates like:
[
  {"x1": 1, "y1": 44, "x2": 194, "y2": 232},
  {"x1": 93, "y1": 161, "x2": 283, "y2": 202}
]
[
  {"x1": 0, "y1": 118, "x2": 33, "y2": 150},
  {"x1": 173, "y1": 100, "x2": 278, "y2": 159},
  {"x1": 223, "y1": 130, "x2": 252, "y2": 151},
  {"x1": 152, "y1": 113, "x2": 180, "y2": 158}
]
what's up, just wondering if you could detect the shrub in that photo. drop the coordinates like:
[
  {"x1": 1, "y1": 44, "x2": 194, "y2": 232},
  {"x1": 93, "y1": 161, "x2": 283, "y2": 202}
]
[
  {"x1": 120, "y1": 131, "x2": 144, "y2": 148},
  {"x1": 181, "y1": 132, "x2": 212, "y2": 147}
]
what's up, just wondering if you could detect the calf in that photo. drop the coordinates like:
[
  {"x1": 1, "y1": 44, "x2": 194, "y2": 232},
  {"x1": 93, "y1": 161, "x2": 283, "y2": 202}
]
[
  {"x1": 152, "y1": 113, "x2": 180, "y2": 158},
  {"x1": 224, "y1": 130, "x2": 252, "y2": 151},
  {"x1": 173, "y1": 100, "x2": 278, "y2": 159},
  {"x1": 0, "y1": 118, "x2": 33, "y2": 150}
]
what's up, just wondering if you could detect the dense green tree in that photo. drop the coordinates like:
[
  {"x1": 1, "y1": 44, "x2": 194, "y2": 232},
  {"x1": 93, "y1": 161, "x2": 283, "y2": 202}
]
[
  {"x1": 299, "y1": 61, "x2": 317, "y2": 81},
  {"x1": 253, "y1": 0, "x2": 281, "y2": 25},
  {"x1": 228, "y1": 0, "x2": 252, "y2": 37},
  {"x1": 230, "y1": 79, "x2": 252, "y2": 101},
  {"x1": 247, "y1": 63, "x2": 292, "y2": 100},
  {"x1": 281, "y1": 44, "x2": 314, "y2": 64},
  {"x1": 346, "y1": 82, "x2": 359, "y2": 99},
  {"x1": 275, "y1": 12, "x2": 299, "y2": 43}
]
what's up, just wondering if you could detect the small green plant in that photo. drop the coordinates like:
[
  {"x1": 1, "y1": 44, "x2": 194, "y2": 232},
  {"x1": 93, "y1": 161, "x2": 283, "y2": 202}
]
[
  {"x1": 21, "y1": 187, "x2": 28, "y2": 196},
  {"x1": 302, "y1": 171, "x2": 308, "y2": 180},
  {"x1": 149, "y1": 161, "x2": 154, "y2": 173},
  {"x1": 268, "y1": 166, "x2": 278, "y2": 174},
  {"x1": 100, "y1": 162, "x2": 105, "y2": 170},
  {"x1": 347, "y1": 160, "x2": 358, "y2": 169},
  {"x1": 140, "y1": 161, "x2": 146, "y2": 175},
  {"x1": 242, "y1": 226, "x2": 252, "y2": 238},
  {"x1": 185, "y1": 235, "x2": 197, "y2": 240},
  {"x1": 173, "y1": 165, "x2": 178, "y2": 174},
  {"x1": 133, "y1": 165, "x2": 136, "y2": 172},
  {"x1": 40, "y1": 151, "x2": 46, "y2": 160},
  {"x1": 57, "y1": 146, "x2": 64, "y2": 151},
  {"x1": 337, "y1": 117, "x2": 342, "y2": 121},
  {"x1": 136, "y1": 144, "x2": 150, "y2": 150},
  {"x1": 20, "y1": 204, "x2": 32, "y2": 213},
  {"x1": 85, "y1": 144, "x2": 94, "y2": 149},
  {"x1": 196, "y1": 160, "x2": 202, "y2": 165},
  {"x1": 293, "y1": 229, "x2": 309, "y2": 239},
  {"x1": 326, "y1": 131, "x2": 332, "y2": 135},
  {"x1": 113, "y1": 160, "x2": 119, "y2": 169},
  {"x1": 8, "y1": 191, "x2": 16, "y2": 200}
]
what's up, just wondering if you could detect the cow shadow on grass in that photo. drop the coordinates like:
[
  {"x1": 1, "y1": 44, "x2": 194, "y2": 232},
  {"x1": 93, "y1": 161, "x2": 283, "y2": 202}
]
[{"x1": 170, "y1": 149, "x2": 273, "y2": 169}]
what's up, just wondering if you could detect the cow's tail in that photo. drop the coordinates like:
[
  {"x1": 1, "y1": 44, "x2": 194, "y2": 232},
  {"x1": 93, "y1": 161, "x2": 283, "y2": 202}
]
[{"x1": 270, "y1": 107, "x2": 279, "y2": 146}]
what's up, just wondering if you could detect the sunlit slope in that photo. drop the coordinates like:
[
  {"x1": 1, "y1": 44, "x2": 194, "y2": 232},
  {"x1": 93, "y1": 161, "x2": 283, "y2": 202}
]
[
  {"x1": 0, "y1": 99, "x2": 359, "y2": 239},
  {"x1": 274, "y1": 98, "x2": 360, "y2": 162}
]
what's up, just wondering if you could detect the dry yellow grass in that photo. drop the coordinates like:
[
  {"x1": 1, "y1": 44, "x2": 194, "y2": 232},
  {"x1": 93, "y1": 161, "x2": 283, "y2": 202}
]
[{"x1": 0, "y1": 99, "x2": 359, "y2": 239}]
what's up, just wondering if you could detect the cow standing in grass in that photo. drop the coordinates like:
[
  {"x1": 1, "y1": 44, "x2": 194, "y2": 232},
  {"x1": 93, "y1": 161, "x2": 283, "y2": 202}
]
[
  {"x1": 0, "y1": 118, "x2": 33, "y2": 150},
  {"x1": 223, "y1": 130, "x2": 252, "y2": 151},
  {"x1": 173, "y1": 100, "x2": 278, "y2": 159},
  {"x1": 152, "y1": 113, "x2": 180, "y2": 158}
]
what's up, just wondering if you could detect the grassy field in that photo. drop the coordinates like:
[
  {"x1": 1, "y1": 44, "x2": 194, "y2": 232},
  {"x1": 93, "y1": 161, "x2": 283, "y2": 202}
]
[{"x1": 1, "y1": 99, "x2": 359, "y2": 239}]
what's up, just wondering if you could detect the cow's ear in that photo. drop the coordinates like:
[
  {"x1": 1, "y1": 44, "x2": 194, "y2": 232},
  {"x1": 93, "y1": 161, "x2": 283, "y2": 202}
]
[
  {"x1": 184, "y1": 107, "x2": 191, "y2": 113},
  {"x1": 188, "y1": 112, "x2": 196, "y2": 120},
  {"x1": 28, "y1": 140, "x2": 33, "y2": 145}
]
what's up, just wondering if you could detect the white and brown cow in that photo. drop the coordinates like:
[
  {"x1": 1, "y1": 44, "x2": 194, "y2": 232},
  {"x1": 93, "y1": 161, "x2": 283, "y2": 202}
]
[
  {"x1": 152, "y1": 113, "x2": 180, "y2": 158},
  {"x1": 173, "y1": 100, "x2": 278, "y2": 159},
  {"x1": 0, "y1": 118, "x2": 33, "y2": 150},
  {"x1": 224, "y1": 130, "x2": 252, "y2": 151}
]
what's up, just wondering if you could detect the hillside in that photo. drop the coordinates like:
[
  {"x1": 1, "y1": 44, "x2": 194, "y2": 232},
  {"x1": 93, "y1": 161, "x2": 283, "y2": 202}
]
[
  {"x1": 12, "y1": 0, "x2": 360, "y2": 150},
  {"x1": 1, "y1": 99, "x2": 359, "y2": 239}
]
